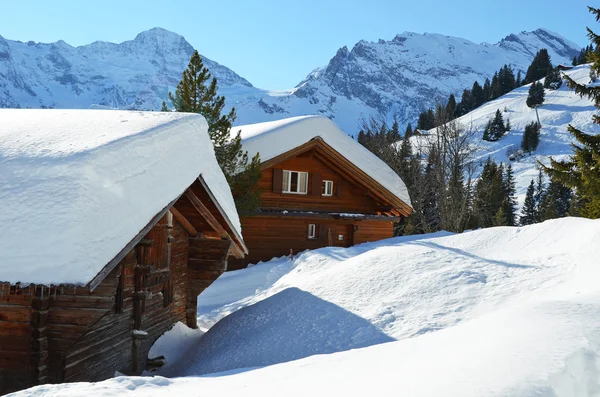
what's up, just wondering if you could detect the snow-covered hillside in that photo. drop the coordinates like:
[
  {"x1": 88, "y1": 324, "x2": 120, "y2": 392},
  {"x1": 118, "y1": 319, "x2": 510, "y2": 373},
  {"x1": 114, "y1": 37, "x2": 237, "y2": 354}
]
[
  {"x1": 11, "y1": 218, "x2": 600, "y2": 396},
  {"x1": 425, "y1": 64, "x2": 599, "y2": 206},
  {"x1": 0, "y1": 28, "x2": 579, "y2": 132}
]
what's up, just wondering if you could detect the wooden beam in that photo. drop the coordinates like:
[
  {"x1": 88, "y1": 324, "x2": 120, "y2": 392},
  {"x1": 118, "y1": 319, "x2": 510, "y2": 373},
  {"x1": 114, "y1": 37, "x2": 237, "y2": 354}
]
[
  {"x1": 170, "y1": 207, "x2": 197, "y2": 237},
  {"x1": 185, "y1": 189, "x2": 229, "y2": 239}
]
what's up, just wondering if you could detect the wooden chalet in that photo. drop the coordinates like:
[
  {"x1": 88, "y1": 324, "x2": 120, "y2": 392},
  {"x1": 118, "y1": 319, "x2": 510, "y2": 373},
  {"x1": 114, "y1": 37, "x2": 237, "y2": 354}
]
[
  {"x1": 0, "y1": 110, "x2": 246, "y2": 394},
  {"x1": 230, "y1": 116, "x2": 412, "y2": 268}
]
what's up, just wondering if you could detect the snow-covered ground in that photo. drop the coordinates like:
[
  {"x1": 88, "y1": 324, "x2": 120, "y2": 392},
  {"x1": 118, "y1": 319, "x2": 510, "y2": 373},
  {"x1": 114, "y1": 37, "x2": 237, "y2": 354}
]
[
  {"x1": 418, "y1": 64, "x2": 600, "y2": 207},
  {"x1": 12, "y1": 217, "x2": 600, "y2": 396}
]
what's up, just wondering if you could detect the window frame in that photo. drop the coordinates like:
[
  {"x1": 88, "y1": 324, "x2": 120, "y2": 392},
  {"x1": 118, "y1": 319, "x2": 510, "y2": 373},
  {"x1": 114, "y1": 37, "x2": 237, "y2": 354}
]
[
  {"x1": 322, "y1": 180, "x2": 334, "y2": 196},
  {"x1": 282, "y1": 170, "x2": 309, "y2": 195},
  {"x1": 308, "y1": 224, "x2": 317, "y2": 239}
]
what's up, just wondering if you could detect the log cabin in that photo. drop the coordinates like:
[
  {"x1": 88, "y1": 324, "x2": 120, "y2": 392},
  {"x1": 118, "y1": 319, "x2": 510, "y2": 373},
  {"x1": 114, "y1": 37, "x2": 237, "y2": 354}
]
[
  {"x1": 229, "y1": 115, "x2": 412, "y2": 268},
  {"x1": 0, "y1": 110, "x2": 246, "y2": 394}
]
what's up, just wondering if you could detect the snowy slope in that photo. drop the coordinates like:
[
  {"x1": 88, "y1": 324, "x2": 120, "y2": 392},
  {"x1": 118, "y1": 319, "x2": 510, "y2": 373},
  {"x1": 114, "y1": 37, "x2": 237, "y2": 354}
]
[
  {"x1": 12, "y1": 218, "x2": 600, "y2": 396},
  {"x1": 425, "y1": 64, "x2": 599, "y2": 206},
  {"x1": 0, "y1": 28, "x2": 580, "y2": 133},
  {"x1": 0, "y1": 109, "x2": 239, "y2": 286},
  {"x1": 234, "y1": 115, "x2": 412, "y2": 207}
]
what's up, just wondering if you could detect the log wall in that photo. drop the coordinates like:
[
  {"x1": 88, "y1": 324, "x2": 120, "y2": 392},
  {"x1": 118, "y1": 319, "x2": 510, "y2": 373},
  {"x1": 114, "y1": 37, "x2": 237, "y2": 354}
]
[{"x1": 232, "y1": 216, "x2": 394, "y2": 267}]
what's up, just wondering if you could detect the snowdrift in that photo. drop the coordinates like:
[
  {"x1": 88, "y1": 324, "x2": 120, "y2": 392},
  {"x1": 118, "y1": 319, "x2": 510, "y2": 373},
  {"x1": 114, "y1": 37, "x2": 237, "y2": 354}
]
[{"x1": 13, "y1": 218, "x2": 600, "y2": 396}]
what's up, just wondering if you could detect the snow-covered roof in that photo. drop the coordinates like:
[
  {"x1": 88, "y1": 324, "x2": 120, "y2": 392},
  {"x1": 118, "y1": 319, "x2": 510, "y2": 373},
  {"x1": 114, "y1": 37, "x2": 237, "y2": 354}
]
[
  {"x1": 232, "y1": 115, "x2": 412, "y2": 209},
  {"x1": 0, "y1": 109, "x2": 241, "y2": 286}
]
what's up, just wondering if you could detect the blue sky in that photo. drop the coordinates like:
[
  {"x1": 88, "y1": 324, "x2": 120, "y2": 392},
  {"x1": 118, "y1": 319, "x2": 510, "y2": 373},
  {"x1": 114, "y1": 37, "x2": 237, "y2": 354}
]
[{"x1": 0, "y1": 0, "x2": 592, "y2": 90}]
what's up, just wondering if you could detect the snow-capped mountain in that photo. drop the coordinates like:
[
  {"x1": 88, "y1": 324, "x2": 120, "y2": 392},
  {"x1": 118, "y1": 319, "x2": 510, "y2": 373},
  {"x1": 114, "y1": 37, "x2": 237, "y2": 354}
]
[
  {"x1": 0, "y1": 28, "x2": 580, "y2": 132},
  {"x1": 0, "y1": 28, "x2": 251, "y2": 110}
]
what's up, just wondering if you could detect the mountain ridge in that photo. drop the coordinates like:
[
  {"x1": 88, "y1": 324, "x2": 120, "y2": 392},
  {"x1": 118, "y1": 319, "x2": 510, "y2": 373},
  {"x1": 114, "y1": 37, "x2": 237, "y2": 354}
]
[{"x1": 0, "y1": 27, "x2": 581, "y2": 132}]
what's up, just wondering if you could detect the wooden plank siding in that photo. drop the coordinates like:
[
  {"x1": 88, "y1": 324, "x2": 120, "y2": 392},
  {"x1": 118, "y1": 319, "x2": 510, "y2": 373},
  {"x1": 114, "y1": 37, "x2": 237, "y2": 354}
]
[{"x1": 258, "y1": 151, "x2": 381, "y2": 214}]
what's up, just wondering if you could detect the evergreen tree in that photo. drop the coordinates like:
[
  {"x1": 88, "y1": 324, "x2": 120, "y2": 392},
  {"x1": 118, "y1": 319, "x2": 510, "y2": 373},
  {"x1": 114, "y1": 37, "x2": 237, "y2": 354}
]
[
  {"x1": 521, "y1": 121, "x2": 541, "y2": 152},
  {"x1": 505, "y1": 118, "x2": 511, "y2": 132},
  {"x1": 483, "y1": 78, "x2": 492, "y2": 101},
  {"x1": 169, "y1": 50, "x2": 262, "y2": 212},
  {"x1": 472, "y1": 81, "x2": 486, "y2": 108},
  {"x1": 539, "y1": 175, "x2": 573, "y2": 221},
  {"x1": 526, "y1": 81, "x2": 545, "y2": 108},
  {"x1": 524, "y1": 48, "x2": 553, "y2": 84},
  {"x1": 160, "y1": 100, "x2": 169, "y2": 112},
  {"x1": 573, "y1": 55, "x2": 578, "y2": 66},
  {"x1": 446, "y1": 94, "x2": 457, "y2": 119},
  {"x1": 520, "y1": 180, "x2": 538, "y2": 225},
  {"x1": 417, "y1": 109, "x2": 436, "y2": 130},
  {"x1": 389, "y1": 119, "x2": 401, "y2": 142},
  {"x1": 499, "y1": 65, "x2": 517, "y2": 95},
  {"x1": 543, "y1": 66, "x2": 563, "y2": 90},
  {"x1": 534, "y1": 168, "x2": 545, "y2": 213},
  {"x1": 516, "y1": 70, "x2": 522, "y2": 86},
  {"x1": 490, "y1": 72, "x2": 501, "y2": 99},
  {"x1": 502, "y1": 164, "x2": 518, "y2": 225},
  {"x1": 473, "y1": 158, "x2": 505, "y2": 228},
  {"x1": 542, "y1": 6, "x2": 600, "y2": 218},
  {"x1": 483, "y1": 109, "x2": 506, "y2": 141},
  {"x1": 422, "y1": 147, "x2": 442, "y2": 231}
]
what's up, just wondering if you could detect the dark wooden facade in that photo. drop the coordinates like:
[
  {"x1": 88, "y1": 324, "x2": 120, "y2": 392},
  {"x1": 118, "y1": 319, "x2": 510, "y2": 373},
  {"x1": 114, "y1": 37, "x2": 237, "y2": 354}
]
[
  {"x1": 231, "y1": 138, "x2": 411, "y2": 268},
  {"x1": 0, "y1": 177, "x2": 246, "y2": 395}
]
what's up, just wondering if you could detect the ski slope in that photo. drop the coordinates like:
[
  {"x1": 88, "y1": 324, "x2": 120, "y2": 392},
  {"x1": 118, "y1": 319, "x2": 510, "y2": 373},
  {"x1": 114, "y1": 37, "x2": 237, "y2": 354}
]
[
  {"x1": 426, "y1": 64, "x2": 599, "y2": 206},
  {"x1": 12, "y1": 217, "x2": 600, "y2": 396}
]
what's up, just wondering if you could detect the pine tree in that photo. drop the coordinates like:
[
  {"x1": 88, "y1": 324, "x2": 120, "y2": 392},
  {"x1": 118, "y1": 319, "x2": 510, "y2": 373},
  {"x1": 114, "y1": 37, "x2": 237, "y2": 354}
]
[
  {"x1": 169, "y1": 51, "x2": 262, "y2": 212},
  {"x1": 534, "y1": 168, "x2": 545, "y2": 214},
  {"x1": 483, "y1": 109, "x2": 506, "y2": 142},
  {"x1": 446, "y1": 94, "x2": 457, "y2": 119},
  {"x1": 520, "y1": 180, "x2": 537, "y2": 225},
  {"x1": 389, "y1": 119, "x2": 401, "y2": 142},
  {"x1": 573, "y1": 55, "x2": 578, "y2": 66},
  {"x1": 516, "y1": 70, "x2": 523, "y2": 86},
  {"x1": 542, "y1": 6, "x2": 600, "y2": 218},
  {"x1": 539, "y1": 175, "x2": 573, "y2": 221},
  {"x1": 473, "y1": 158, "x2": 505, "y2": 228},
  {"x1": 543, "y1": 66, "x2": 563, "y2": 90},
  {"x1": 490, "y1": 72, "x2": 501, "y2": 99},
  {"x1": 483, "y1": 78, "x2": 492, "y2": 101},
  {"x1": 505, "y1": 118, "x2": 511, "y2": 132},
  {"x1": 472, "y1": 81, "x2": 486, "y2": 108},
  {"x1": 160, "y1": 100, "x2": 169, "y2": 112},
  {"x1": 502, "y1": 164, "x2": 518, "y2": 225},
  {"x1": 526, "y1": 81, "x2": 545, "y2": 108},
  {"x1": 524, "y1": 48, "x2": 553, "y2": 84},
  {"x1": 521, "y1": 121, "x2": 541, "y2": 152}
]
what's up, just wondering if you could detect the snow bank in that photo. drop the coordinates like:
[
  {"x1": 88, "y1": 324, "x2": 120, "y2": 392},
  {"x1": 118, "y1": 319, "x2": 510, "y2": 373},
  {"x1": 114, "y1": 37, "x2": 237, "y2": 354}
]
[
  {"x1": 12, "y1": 218, "x2": 600, "y2": 396},
  {"x1": 0, "y1": 109, "x2": 240, "y2": 286},
  {"x1": 232, "y1": 115, "x2": 412, "y2": 208}
]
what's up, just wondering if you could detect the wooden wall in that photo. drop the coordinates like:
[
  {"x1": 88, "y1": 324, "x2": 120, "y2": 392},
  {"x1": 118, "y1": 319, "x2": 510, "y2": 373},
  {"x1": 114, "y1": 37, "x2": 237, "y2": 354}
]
[
  {"x1": 352, "y1": 220, "x2": 394, "y2": 245},
  {"x1": 0, "y1": 291, "x2": 35, "y2": 394},
  {"x1": 233, "y1": 216, "x2": 394, "y2": 267},
  {"x1": 259, "y1": 150, "x2": 381, "y2": 214},
  {"x1": 0, "y1": 216, "x2": 201, "y2": 394}
]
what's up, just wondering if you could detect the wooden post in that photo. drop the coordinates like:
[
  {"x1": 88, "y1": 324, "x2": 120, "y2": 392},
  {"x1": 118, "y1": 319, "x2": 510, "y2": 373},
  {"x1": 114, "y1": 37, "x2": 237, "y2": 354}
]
[{"x1": 30, "y1": 291, "x2": 50, "y2": 385}]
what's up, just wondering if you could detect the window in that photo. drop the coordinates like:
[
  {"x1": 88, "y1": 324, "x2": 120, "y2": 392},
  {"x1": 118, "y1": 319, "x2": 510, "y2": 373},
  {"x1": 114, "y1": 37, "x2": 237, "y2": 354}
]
[
  {"x1": 283, "y1": 170, "x2": 308, "y2": 194},
  {"x1": 308, "y1": 224, "x2": 317, "y2": 239},
  {"x1": 322, "y1": 180, "x2": 333, "y2": 196}
]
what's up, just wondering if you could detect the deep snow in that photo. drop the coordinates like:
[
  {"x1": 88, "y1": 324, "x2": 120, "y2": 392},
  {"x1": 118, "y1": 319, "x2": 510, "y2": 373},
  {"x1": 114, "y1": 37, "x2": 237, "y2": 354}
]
[
  {"x1": 13, "y1": 218, "x2": 600, "y2": 396},
  {"x1": 0, "y1": 109, "x2": 240, "y2": 285}
]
